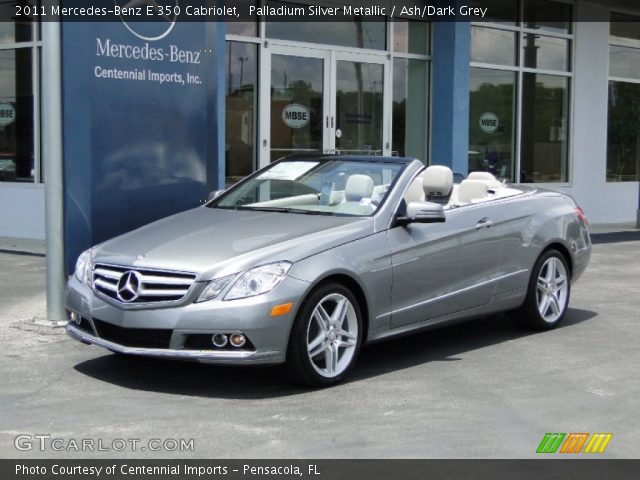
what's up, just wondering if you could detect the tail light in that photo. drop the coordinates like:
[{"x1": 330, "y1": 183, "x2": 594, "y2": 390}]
[{"x1": 576, "y1": 206, "x2": 589, "y2": 226}]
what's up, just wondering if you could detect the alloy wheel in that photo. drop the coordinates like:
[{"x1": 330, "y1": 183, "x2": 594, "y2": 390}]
[
  {"x1": 535, "y1": 256, "x2": 569, "y2": 323},
  {"x1": 306, "y1": 293, "x2": 359, "y2": 378}
]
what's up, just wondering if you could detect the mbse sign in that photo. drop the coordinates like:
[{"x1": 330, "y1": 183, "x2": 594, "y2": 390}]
[
  {"x1": 282, "y1": 104, "x2": 310, "y2": 129},
  {"x1": 479, "y1": 112, "x2": 499, "y2": 134}
]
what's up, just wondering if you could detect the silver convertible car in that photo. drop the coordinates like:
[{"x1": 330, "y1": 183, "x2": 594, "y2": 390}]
[{"x1": 66, "y1": 156, "x2": 591, "y2": 386}]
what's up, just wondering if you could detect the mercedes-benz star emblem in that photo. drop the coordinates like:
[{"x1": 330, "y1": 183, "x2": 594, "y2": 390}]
[
  {"x1": 115, "y1": 0, "x2": 179, "y2": 42},
  {"x1": 116, "y1": 271, "x2": 142, "y2": 303}
]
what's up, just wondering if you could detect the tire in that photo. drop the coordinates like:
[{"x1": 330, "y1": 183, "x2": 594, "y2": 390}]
[
  {"x1": 285, "y1": 282, "x2": 363, "y2": 387},
  {"x1": 514, "y1": 249, "x2": 571, "y2": 331}
]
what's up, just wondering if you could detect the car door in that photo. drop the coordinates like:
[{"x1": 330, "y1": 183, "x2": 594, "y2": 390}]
[{"x1": 387, "y1": 202, "x2": 505, "y2": 329}]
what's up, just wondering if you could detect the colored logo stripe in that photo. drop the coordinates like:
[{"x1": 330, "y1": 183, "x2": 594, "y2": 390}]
[
  {"x1": 536, "y1": 433, "x2": 566, "y2": 453},
  {"x1": 537, "y1": 433, "x2": 613, "y2": 454},
  {"x1": 560, "y1": 433, "x2": 589, "y2": 453},
  {"x1": 584, "y1": 433, "x2": 613, "y2": 454}
]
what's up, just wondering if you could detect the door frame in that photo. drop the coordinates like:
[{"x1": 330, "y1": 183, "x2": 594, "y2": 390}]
[{"x1": 259, "y1": 43, "x2": 391, "y2": 168}]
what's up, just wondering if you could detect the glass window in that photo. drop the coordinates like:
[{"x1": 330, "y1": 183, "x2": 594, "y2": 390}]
[
  {"x1": 610, "y1": 45, "x2": 640, "y2": 80},
  {"x1": 471, "y1": 26, "x2": 517, "y2": 66},
  {"x1": 266, "y1": 2, "x2": 386, "y2": 50},
  {"x1": 470, "y1": 0, "x2": 518, "y2": 25},
  {"x1": 469, "y1": 68, "x2": 517, "y2": 181},
  {"x1": 610, "y1": 13, "x2": 640, "y2": 46},
  {"x1": 225, "y1": 22, "x2": 258, "y2": 37},
  {"x1": 225, "y1": 42, "x2": 258, "y2": 186},
  {"x1": 607, "y1": 81, "x2": 640, "y2": 182},
  {"x1": 0, "y1": 49, "x2": 34, "y2": 183},
  {"x1": 523, "y1": 0, "x2": 572, "y2": 34},
  {"x1": 392, "y1": 58, "x2": 427, "y2": 160},
  {"x1": 520, "y1": 73, "x2": 569, "y2": 183},
  {"x1": 393, "y1": 19, "x2": 428, "y2": 55},
  {"x1": 522, "y1": 34, "x2": 570, "y2": 71}
]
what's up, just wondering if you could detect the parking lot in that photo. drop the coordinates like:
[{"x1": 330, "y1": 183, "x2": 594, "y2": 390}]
[{"x1": 0, "y1": 230, "x2": 639, "y2": 459}]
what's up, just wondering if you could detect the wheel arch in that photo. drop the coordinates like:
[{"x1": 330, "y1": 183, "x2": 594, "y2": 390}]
[
  {"x1": 541, "y1": 241, "x2": 573, "y2": 276},
  {"x1": 301, "y1": 272, "x2": 371, "y2": 343}
]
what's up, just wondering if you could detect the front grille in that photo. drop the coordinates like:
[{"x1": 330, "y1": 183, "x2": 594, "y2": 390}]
[
  {"x1": 93, "y1": 318, "x2": 172, "y2": 349},
  {"x1": 92, "y1": 263, "x2": 196, "y2": 304}
]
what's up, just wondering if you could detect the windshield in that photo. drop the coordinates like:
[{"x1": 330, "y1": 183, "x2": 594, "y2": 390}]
[{"x1": 210, "y1": 159, "x2": 405, "y2": 217}]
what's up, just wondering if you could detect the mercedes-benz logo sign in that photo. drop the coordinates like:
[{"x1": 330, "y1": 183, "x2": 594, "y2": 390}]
[
  {"x1": 116, "y1": 271, "x2": 142, "y2": 303},
  {"x1": 115, "y1": 0, "x2": 179, "y2": 42}
]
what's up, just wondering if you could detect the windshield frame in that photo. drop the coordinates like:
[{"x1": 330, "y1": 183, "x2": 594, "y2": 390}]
[{"x1": 207, "y1": 156, "x2": 411, "y2": 218}]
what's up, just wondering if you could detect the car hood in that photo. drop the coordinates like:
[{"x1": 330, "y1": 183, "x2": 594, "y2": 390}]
[{"x1": 92, "y1": 207, "x2": 373, "y2": 280}]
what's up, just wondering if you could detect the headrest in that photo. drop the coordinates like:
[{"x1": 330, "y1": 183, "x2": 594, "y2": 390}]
[
  {"x1": 404, "y1": 175, "x2": 425, "y2": 204},
  {"x1": 422, "y1": 165, "x2": 453, "y2": 197},
  {"x1": 345, "y1": 174, "x2": 374, "y2": 202},
  {"x1": 468, "y1": 171, "x2": 502, "y2": 187},
  {"x1": 458, "y1": 179, "x2": 488, "y2": 203}
]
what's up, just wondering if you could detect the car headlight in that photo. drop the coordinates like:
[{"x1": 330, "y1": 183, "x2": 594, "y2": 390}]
[
  {"x1": 195, "y1": 275, "x2": 235, "y2": 303},
  {"x1": 74, "y1": 249, "x2": 92, "y2": 286},
  {"x1": 224, "y1": 262, "x2": 292, "y2": 301}
]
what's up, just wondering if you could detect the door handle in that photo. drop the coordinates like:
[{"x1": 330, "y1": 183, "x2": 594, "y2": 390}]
[{"x1": 475, "y1": 218, "x2": 493, "y2": 230}]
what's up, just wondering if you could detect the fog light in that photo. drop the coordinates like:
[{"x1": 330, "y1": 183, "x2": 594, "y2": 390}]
[
  {"x1": 212, "y1": 334, "x2": 228, "y2": 348},
  {"x1": 229, "y1": 334, "x2": 246, "y2": 348},
  {"x1": 69, "y1": 311, "x2": 81, "y2": 325}
]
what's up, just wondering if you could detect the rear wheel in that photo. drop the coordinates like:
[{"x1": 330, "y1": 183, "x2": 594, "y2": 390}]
[
  {"x1": 515, "y1": 249, "x2": 571, "y2": 330},
  {"x1": 285, "y1": 283, "x2": 363, "y2": 387}
]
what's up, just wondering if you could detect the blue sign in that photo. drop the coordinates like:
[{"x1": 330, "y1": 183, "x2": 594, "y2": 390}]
[{"x1": 62, "y1": 17, "x2": 224, "y2": 272}]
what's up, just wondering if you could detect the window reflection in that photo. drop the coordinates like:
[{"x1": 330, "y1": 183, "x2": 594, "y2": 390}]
[
  {"x1": 607, "y1": 81, "x2": 640, "y2": 182},
  {"x1": 393, "y1": 58, "x2": 427, "y2": 160},
  {"x1": 225, "y1": 42, "x2": 258, "y2": 186},
  {"x1": 520, "y1": 73, "x2": 568, "y2": 183},
  {"x1": 522, "y1": 34, "x2": 570, "y2": 72},
  {"x1": 469, "y1": 68, "x2": 516, "y2": 181},
  {"x1": 0, "y1": 49, "x2": 34, "y2": 182},
  {"x1": 471, "y1": 27, "x2": 517, "y2": 66}
]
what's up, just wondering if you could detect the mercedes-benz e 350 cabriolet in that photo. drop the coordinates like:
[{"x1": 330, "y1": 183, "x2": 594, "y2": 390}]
[{"x1": 66, "y1": 156, "x2": 591, "y2": 386}]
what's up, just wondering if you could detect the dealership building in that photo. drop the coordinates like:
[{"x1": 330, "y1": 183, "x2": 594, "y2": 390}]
[{"x1": 0, "y1": 0, "x2": 639, "y2": 276}]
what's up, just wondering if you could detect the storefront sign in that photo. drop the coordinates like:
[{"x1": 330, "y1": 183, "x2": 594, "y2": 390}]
[
  {"x1": 479, "y1": 112, "x2": 499, "y2": 133},
  {"x1": 62, "y1": 16, "x2": 222, "y2": 273},
  {"x1": 0, "y1": 103, "x2": 16, "y2": 126},
  {"x1": 282, "y1": 104, "x2": 310, "y2": 129}
]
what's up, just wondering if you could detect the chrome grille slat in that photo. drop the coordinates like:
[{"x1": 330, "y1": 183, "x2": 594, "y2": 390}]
[
  {"x1": 92, "y1": 263, "x2": 196, "y2": 304},
  {"x1": 139, "y1": 289, "x2": 190, "y2": 297},
  {"x1": 94, "y1": 278, "x2": 118, "y2": 292},
  {"x1": 138, "y1": 274, "x2": 193, "y2": 286}
]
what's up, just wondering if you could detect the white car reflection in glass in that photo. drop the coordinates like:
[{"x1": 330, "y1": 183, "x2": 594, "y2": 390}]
[{"x1": 66, "y1": 156, "x2": 591, "y2": 386}]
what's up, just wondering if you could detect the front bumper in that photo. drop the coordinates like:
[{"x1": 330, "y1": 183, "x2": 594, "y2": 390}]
[
  {"x1": 65, "y1": 274, "x2": 310, "y2": 365},
  {"x1": 66, "y1": 323, "x2": 278, "y2": 364}
]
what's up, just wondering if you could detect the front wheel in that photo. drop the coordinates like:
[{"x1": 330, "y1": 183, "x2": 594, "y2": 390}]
[
  {"x1": 515, "y1": 249, "x2": 571, "y2": 330},
  {"x1": 285, "y1": 283, "x2": 363, "y2": 387}
]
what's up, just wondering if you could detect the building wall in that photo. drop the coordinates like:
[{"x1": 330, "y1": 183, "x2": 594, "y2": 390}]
[
  {"x1": 0, "y1": 183, "x2": 45, "y2": 239},
  {"x1": 550, "y1": 1, "x2": 639, "y2": 224}
]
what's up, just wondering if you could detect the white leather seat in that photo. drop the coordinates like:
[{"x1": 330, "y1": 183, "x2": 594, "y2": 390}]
[
  {"x1": 422, "y1": 165, "x2": 453, "y2": 205},
  {"x1": 344, "y1": 174, "x2": 374, "y2": 202},
  {"x1": 468, "y1": 171, "x2": 502, "y2": 188},
  {"x1": 404, "y1": 175, "x2": 425, "y2": 203},
  {"x1": 458, "y1": 179, "x2": 489, "y2": 203}
]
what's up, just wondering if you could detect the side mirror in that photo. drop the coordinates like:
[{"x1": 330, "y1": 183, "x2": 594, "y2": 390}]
[
  {"x1": 399, "y1": 201, "x2": 446, "y2": 225},
  {"x1": 208, "y1": 190, "x2": 225, "y2": 201}
]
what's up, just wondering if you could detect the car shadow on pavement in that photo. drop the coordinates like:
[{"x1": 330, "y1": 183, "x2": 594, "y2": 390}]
[{"x1": 73, "y1": 308, "x2": 597, "y2": 399}]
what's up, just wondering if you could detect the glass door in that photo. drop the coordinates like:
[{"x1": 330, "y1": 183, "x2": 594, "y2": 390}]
[
  {"x1": 260, "y1": 46, "x2": 390, "y2": 167},
  {"x1": 263, "y1": 45, "x2": 330, "y2": 164},
  {"x1": 332, "y1": 53, "x2": 389, "y2": 156}
]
